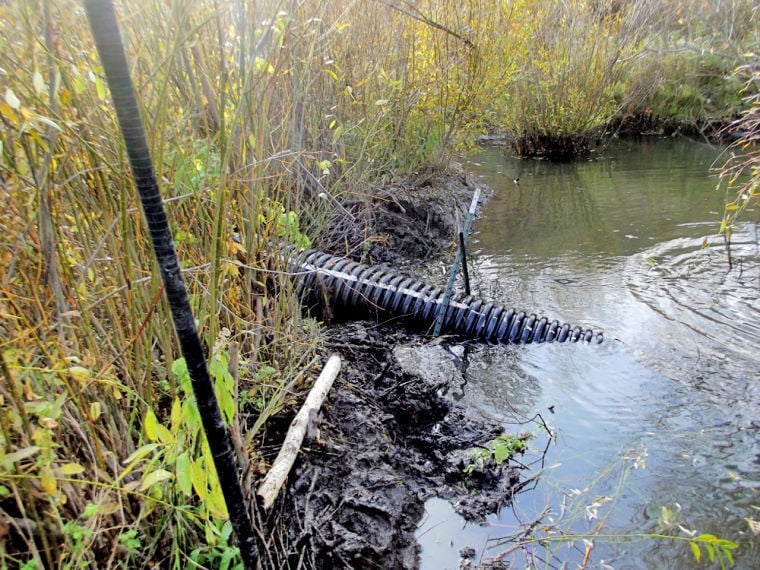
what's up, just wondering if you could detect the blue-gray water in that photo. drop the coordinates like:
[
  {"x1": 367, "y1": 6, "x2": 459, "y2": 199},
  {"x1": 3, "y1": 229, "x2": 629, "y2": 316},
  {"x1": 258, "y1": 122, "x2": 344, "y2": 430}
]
[{"x1": 416, "y1": 139, "x2": 759, "y2": 569}]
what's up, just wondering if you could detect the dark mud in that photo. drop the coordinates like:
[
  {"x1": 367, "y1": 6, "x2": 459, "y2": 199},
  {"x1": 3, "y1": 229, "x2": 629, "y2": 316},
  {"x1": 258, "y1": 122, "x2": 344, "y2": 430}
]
[
  {"x1": 272, "y1": 173, "x2": 525, "y2": 569},
  {"x1": 280, "y1": 323, "x2": 523, "y2": 569},
  {"x1": 315, "y1": 169, "x2": 489, "y2": 267}
]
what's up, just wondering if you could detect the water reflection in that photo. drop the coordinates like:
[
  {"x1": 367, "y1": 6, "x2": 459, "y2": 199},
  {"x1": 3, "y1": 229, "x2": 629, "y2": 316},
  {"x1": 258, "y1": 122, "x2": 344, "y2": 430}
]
[{"x1": 417, "y1": 139, "x2": 760, "y2": 569}]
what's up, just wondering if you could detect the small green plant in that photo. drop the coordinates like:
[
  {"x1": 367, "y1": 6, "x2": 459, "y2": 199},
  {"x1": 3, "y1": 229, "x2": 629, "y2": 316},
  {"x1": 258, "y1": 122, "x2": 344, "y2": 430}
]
[
  {"x1": 464, "y1": 433, "x2": 531, "y2": 475},
  {"x1": 189, "y1": 521, "x2": 244, "y2": 570}
]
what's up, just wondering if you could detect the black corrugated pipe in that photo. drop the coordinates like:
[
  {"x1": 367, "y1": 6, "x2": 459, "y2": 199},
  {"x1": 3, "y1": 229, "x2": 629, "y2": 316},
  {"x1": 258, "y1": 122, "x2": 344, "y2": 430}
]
[{"x1": 291, "y1": 249, "x2": 603, "y2": 344}]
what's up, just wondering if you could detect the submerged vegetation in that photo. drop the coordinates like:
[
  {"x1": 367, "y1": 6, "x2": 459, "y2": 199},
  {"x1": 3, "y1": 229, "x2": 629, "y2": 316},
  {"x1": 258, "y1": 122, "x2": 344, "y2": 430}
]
[{"x1": 0, "y1": 0, "x2": 757, "y2": 567}]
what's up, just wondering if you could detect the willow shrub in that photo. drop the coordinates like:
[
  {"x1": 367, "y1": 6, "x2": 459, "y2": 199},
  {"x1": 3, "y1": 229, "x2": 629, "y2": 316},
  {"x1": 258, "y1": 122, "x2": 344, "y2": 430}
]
[
  {"x1": 717, "y1": 63, "x2": 760, "y2": 252},
  {"x1": 622, "y1": 0, "x2": 758, "y2": 133},
  {"x1": 485, "y1": 0, "x2": 657, "y2": 159},
  {"x1": 0, "y1": 0, "x2": 502, "y2": 566}
]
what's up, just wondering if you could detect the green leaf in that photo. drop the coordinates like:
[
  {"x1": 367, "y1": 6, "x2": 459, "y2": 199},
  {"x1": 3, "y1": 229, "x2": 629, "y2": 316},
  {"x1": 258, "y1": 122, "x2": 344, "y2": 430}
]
[
  {"x1": 172, "y1": 358, "x2": 192, "y2": 395},
  {"x1": 95, "y1": 76, "x2": 106, "y2": 101},
  {"x1": 690, "y1": 541, "x2": 701, "y2": 562},
  {"x1": 175, "y1": 452, "x2": 192, "y2": 497},
  {"x1": 182, "y1": 400, "x2": 202, "y2": 437},
  {"x1": 494, "y1": 442, "x2": 510, "y2": 464},
  {"x1": 140, "y1": 468, "x2": 173, "y2": 491},
  {"x1": 122, "y1": 443, "x2": 159, "y2": 467},
  {"x1": 144, "y1": 410, "x2": 175, "y2": 444}
]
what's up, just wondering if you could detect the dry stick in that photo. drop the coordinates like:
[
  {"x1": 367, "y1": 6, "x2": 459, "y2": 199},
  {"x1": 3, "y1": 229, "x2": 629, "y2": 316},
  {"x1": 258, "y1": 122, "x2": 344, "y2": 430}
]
[{"x1": 257, "y1": 354, "x2": 342, "y2": 510}]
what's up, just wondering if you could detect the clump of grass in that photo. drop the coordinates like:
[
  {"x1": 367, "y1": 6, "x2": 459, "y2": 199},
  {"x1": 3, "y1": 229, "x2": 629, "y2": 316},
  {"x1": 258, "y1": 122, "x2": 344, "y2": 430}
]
[{"x1": 490, "y1": 0, "x2": 656, "y2": 159}]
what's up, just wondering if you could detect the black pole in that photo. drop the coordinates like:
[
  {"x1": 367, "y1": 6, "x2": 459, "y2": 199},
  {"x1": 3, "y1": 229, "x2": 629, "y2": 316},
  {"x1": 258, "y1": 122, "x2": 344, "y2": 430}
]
[
  {"x1": 82, "y1": 1, "x2": 258, "y2": 567},
  {"x1": 458, "y1": 230, "x2": 471, "y2": 296}
]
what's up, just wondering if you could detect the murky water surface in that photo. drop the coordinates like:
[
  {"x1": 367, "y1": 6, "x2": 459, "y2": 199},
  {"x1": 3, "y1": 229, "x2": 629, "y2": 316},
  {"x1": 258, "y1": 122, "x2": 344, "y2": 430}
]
[{"x1": 416, "y1": 139, "x2": 759, "y2": 569}]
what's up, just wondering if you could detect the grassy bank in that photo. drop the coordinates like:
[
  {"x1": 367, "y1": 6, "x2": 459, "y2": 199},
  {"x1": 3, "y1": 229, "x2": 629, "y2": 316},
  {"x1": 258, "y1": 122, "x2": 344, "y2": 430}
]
[{"x1": 0, "y1": 0, "x2": 756, "y2": 567}]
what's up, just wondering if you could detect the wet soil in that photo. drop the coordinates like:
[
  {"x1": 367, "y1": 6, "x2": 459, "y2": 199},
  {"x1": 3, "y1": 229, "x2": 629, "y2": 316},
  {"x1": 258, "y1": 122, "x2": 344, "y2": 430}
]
[
  {"x1": 281, "y1": 324, "x2": 521, "y2": 569},
  {"x1": 315, "y1": 168, "x2": 489, "y2": 266},
  {"x1": 272, "y1": 172, "x2": 523, "y2": 569}
]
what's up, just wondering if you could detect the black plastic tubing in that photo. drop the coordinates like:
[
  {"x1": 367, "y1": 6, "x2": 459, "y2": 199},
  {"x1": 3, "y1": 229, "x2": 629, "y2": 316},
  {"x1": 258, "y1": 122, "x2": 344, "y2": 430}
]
[{"x1": 292, "y1": 249, "x2": 603, "y2": 344}]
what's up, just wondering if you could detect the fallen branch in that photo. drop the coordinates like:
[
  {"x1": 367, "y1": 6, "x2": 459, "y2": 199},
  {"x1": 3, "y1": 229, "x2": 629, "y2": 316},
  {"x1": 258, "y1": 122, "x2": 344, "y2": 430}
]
[{"x1": 257, "y1": 354, "x2": 342, "y2": 510}]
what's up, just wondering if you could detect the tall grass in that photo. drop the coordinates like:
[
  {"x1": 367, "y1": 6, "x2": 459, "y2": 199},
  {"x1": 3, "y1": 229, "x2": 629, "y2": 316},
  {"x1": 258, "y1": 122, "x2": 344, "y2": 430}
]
[
  {"x1": 486, "y1": 0, "x2": 658, "y2": 158},
  {"x1": 622, "y1": 0, "x2": 758, "y2": 135},
  {"x1": 0, "y1": 0, "x2": 495, "y2": 566}
]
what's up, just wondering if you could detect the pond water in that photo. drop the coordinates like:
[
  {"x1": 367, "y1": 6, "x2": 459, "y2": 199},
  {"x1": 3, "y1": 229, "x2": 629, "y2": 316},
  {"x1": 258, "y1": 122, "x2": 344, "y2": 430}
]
[{"x1": 415, "y1": 139, "x2": 759, "y2": 569}]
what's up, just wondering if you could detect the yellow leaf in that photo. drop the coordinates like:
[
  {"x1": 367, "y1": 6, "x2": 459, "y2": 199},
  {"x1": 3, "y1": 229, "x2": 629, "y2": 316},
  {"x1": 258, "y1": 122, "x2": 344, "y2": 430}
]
[
  {"x1": 170, "y1": 397, "x2": 182, "y2": 432},
  {"x1": 190, "y1": 459, "x2": 207, "y2": 500},
  {"x1": 144, "y1": 410, "x2": 175, "y2": 444},
  {"x1": 58, "y1": 463, "x2": 85, "y2": 475},
  {"x1": 0, "y1": 101, "x2": 18, "y2": 123},
  {"x1": 144, "y1": 410, "x2": 160, "y2": 441},
  {"x1": 40, "y1": 466, "x2": 57, "y2": 495},
  {"x1": 690, "y1": 541, "x2": 701, "y2": 562},
  {"x1": 59, "y1": 88, "x2": 72, "y2": 106},
  {"x1": 206, "y1": 481, "x2": 229, "y2": 519},
  {"x1": 89, "y1": 401, "x2": 101, "y2": 421},
  {"x1": 68, "y1": 366, "x2": 91, "y2": 381},
  {"x1": 254, "y1": 57, "x2": 274, "y2": 74},
  {"x1": 95, "y1": 76, "x2": 106, "y2": 101},
  {"x1": 96, "y1": 501, "x2": 121, "y2": 515}
]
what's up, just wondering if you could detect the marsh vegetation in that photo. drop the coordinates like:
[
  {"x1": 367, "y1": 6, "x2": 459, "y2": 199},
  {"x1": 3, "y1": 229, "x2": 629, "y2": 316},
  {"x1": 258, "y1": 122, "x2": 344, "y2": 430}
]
[{"x1": 0, "y1": 0, "x2": 757, "y2": 567}]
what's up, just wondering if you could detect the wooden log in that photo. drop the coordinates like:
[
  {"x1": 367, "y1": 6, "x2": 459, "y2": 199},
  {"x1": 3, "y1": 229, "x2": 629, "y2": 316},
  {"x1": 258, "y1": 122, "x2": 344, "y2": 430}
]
[{"x1": 256, "y1": 354, "x2": 341, "y2": 510}]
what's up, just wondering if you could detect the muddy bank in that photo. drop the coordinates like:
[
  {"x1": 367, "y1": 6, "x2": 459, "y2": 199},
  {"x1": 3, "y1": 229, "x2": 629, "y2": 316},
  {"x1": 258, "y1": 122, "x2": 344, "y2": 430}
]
[
  {"x1": 280, "y1": 323, "x2": 523, "y2": 569},
  {"x1": 271, "y1": 172, "x2": 524, "y2": 569},
  {"x1": 315, "y1": 168, "x2": 489, "y2": 267}
]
